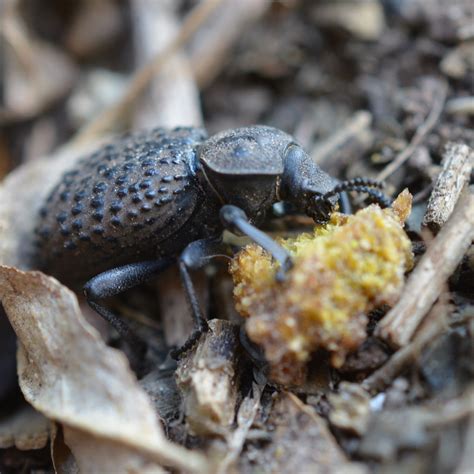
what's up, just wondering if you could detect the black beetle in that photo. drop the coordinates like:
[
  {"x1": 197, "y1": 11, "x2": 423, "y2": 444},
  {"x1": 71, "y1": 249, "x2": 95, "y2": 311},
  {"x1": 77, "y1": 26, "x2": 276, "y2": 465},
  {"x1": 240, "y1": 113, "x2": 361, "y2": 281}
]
[{"x1": 34, "y1": 125, "x2": 389, "y2": 357}]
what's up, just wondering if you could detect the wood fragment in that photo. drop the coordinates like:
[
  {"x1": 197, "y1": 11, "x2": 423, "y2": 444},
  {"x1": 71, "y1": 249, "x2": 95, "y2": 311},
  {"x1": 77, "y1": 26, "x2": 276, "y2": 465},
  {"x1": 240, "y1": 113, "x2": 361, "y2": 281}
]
[
  {"x1": 175, "y1": 319, "x2": 241, "y2": 436},
  {"x1": 422, "y1": 142, "x2": 473, "y2": 231},
  {"x1": 216, "y1": 384, "x2": 263, "y2": 474},
  {"x1": 375, "y1": 188, "x2": 474, "y2": 348},
  {"x1": 376, "y1": 80, "x2": 448, "y2": 181},
  {"x1": 310, "y1": 0, "x2": 386, "y2": 40}
]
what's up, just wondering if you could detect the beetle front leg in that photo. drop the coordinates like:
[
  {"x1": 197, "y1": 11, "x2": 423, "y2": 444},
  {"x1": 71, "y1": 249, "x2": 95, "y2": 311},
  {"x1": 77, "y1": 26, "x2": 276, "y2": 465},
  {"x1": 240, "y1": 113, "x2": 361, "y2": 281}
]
[
  {"x1": 220, "y1": 205, "x2": 293, "y2": 280},
  {"x1": 172, "y1": 238, "x2": 231, "y2": 359}
]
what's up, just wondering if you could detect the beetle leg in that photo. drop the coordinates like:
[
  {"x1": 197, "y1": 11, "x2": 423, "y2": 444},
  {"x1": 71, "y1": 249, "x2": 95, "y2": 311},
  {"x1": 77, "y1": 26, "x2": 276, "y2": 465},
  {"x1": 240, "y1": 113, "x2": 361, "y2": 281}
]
[
  {"x1": 339, "y1": 191, "x2": 352, "y2": 214},
  {"x1": 84, "y1": 259, "x2": 173, "y2": 356},
  {"x1": 171, "y1": 239, "x2": 230, "y2": 359},
  {"x1": 220, "y1": 205, "x2": 293, "y2": 280}
]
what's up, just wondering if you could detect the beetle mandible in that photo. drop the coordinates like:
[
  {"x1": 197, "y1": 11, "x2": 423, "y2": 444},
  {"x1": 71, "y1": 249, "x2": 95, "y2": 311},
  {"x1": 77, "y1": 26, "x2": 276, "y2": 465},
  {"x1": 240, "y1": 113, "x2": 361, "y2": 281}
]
[{"x1": 34, "y1": 125, "x2": 390, "y2": 357}]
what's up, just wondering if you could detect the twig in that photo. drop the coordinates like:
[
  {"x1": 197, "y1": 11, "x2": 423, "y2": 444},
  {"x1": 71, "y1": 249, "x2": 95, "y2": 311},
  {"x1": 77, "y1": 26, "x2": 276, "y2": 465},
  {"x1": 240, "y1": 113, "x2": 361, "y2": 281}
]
[
  {"x1": 422, "y1": 142, "x2": 473, "y2": 231},
  {"x1": 375, "y1": 187, "x2": 474, "y2": 347},
  {"x1": 310, "y1": 110, "x2": 373, "y2": 171},
  {"x1": 362, "y1": 293, "x2": 449, "y2": 394},
  {"x1": 131, "y1": 0, "x2": 203, "y2": 129},
  {"x1": 72, "y1": 0, "x2": 223, "y2": 146},
  {"x1": 376, "y1": 80, "x2": 448, "y2": 182}
]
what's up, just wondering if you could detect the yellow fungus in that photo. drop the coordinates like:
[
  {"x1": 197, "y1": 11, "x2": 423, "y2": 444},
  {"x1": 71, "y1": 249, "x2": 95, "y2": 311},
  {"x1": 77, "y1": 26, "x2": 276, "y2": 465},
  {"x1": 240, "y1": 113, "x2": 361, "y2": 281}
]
[{"x1": 230, "y1": 190, "x2": 414, "y2": 385}]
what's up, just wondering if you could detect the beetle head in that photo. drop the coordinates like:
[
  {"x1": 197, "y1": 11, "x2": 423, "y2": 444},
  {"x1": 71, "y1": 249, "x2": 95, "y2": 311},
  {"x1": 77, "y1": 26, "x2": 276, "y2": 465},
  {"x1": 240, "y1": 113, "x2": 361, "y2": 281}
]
[
  {"x1": 280, "y1": 144, "x2": 340, "y2": 224},
  {"x1": 197, "y1": 126, "x2": 294, "y2": 222}
]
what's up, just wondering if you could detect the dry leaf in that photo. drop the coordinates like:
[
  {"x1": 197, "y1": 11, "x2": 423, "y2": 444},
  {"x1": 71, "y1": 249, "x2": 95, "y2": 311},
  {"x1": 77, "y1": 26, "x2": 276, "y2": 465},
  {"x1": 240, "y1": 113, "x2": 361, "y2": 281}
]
[
  {"x1": 0, "y1": 266, "x2": 209, "y2": 473},
  {"x1": 239, "y1": 392, "x2": 367, "y2": 473}
]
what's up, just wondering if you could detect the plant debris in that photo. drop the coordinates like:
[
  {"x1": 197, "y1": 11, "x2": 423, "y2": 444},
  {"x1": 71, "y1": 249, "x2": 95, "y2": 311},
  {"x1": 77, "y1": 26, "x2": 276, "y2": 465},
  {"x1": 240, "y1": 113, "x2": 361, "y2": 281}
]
[{"x1": 0, "y1": 1, "x2": 473, "y2": 472}]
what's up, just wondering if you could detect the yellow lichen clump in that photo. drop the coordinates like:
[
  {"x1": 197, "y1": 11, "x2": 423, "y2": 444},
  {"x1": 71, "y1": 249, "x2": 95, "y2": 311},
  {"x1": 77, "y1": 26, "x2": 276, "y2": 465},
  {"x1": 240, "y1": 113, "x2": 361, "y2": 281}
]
[{"x1": 230, "y1": 190, "x2": 414, "y2": 385}]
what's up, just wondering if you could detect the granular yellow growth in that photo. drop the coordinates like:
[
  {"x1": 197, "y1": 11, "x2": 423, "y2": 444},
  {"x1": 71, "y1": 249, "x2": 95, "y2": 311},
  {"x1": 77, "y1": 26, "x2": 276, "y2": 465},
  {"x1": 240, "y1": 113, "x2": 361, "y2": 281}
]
[{"x1": 230, "y1": 190, "x2": 413, "y2": 385}]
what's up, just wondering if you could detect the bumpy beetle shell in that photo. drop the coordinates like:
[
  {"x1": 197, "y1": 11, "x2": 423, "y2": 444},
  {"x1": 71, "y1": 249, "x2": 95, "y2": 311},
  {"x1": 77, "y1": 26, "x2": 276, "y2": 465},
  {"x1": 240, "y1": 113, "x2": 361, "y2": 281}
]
[
  {"x1": 34, "y1": 127, "x2": 213, "y2": 284},
  {"x1": 197, "y1": 126, "x2": 294, "y2": 175}
]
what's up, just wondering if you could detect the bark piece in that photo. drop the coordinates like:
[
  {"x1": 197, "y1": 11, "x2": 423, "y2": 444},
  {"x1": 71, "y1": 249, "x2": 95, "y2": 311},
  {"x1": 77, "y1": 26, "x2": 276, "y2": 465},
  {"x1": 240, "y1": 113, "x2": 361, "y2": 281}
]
[{"x1": 423, "y1": 142, "x2": 473, "y2": 231}]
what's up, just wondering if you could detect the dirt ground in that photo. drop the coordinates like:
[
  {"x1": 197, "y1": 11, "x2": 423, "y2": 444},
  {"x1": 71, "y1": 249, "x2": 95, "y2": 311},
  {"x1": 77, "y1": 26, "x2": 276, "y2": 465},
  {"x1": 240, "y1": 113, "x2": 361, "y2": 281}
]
[{"x1": 0, "y1": 1, "x2": 472, "y2": 473}]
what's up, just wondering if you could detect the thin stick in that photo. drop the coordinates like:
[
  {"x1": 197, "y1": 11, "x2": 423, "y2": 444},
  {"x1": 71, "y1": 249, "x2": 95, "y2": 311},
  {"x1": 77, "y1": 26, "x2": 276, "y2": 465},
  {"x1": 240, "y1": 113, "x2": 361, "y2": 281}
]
[
  {"x1": 72, "y1": 0, "x2": 223, "y2": 146},
  {"x1": 375, "y1": 187, "x2": 474, "y2": 347},
  {"x1": 362, "y1": 293, "x2": 449, "y2": 394},
  {"x1": 311, "y1": 110, "x2": 373, "y2": 167},
  {"x1": 376, "y1": 81, "x2": 448, "y2": 182}
]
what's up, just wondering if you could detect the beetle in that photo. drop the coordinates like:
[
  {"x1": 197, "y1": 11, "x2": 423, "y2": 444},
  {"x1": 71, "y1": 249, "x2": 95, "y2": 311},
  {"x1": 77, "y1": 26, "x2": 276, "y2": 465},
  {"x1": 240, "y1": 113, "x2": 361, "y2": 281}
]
[{"x1": 34, "y1": 125, "x2": 390, "y2": 358}]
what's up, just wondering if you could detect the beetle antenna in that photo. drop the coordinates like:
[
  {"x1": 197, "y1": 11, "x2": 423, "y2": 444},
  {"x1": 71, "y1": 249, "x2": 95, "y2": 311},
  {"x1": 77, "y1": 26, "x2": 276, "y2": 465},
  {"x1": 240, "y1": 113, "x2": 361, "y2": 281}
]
[
  {"x1": 324, "y1": 177, "x2": 385, "y2": 197},
  {"x1": 314, "y1": 177, "x2": 392, "y2": 211}
]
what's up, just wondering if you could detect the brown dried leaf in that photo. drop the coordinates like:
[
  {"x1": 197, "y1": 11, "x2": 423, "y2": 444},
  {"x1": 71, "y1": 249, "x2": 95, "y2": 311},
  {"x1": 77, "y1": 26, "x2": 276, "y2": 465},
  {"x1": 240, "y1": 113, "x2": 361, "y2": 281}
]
[
  {"x1": 63, "y1": 429, "x2": 167, "y2": 474},
  {"x1": 0, "y1": 266, "x2": 209, "y2": 473}
]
